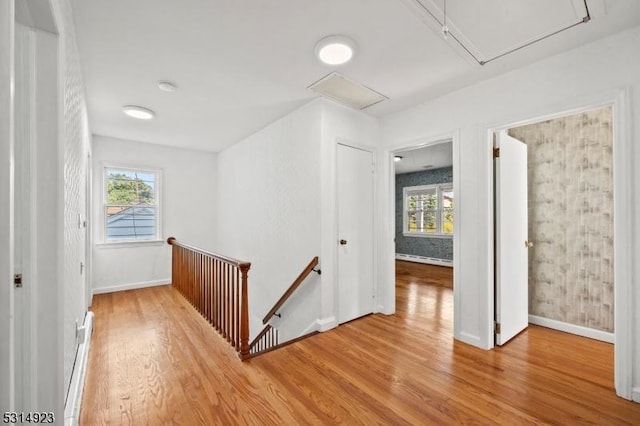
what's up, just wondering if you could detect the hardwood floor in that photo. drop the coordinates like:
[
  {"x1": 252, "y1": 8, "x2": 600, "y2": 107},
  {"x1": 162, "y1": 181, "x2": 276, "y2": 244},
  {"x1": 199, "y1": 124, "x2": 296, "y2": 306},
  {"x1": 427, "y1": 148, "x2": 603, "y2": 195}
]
[
  {"x1": 396, "y1": 260, "x2": 453, "y2": 288},
  {"x1": 81, "y1": 264, "x2": 640, "y2": 425}
]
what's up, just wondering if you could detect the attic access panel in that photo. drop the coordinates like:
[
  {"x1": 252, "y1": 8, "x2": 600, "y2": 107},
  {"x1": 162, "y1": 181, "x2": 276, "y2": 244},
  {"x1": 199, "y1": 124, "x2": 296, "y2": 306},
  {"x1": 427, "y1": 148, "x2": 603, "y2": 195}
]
[
  {"x1": 406, "y1": 0, "x2": 590, "y2": 64},
  {"x1": 308, "y1": 72, "x2": 388, "y2": 110}
]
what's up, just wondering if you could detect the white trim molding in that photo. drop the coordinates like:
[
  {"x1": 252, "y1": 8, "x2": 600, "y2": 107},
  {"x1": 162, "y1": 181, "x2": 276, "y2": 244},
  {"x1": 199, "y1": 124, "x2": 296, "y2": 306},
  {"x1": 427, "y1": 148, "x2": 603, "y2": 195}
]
[
  {"x1": 92, "y1": 279, "x2": 170, "y2": 295},
  {"x1": 316, "y1": 316, "x2": 338, "y2": 332},
  {"x1": 528, "y1": 315, "x2": 614, "y2": 344},
  {"x1": 458, "y1": 332, "x2": 482, "y2": 347},
  {"x1": 64, "y1": 311, "x2": 93, "y2": 426}
]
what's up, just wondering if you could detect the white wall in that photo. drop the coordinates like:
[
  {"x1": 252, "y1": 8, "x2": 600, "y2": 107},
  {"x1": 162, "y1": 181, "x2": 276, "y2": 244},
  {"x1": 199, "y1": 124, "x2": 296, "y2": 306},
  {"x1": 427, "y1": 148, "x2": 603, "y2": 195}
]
[
  {"x1": 92, "y1": 135, "x2": 217, "y2": 294},
  {"x1": 2, "y1": 0, "x2": 92, "y2": 415},
  {"x1": 319, "y1": 100, "x2": 381, "y2": 329},
  {"x1": 379, "y1": 26, "x2": 640, "y2": 399},
  {"x1": 217, "y1": 100, "x2": 323, "y2": 341},
  {"x1": 216, "y1": 98, "x2": 381, "y2": 342},
  {"x1": 58, "y1": 0, "x2": 92, "y2": 407}
]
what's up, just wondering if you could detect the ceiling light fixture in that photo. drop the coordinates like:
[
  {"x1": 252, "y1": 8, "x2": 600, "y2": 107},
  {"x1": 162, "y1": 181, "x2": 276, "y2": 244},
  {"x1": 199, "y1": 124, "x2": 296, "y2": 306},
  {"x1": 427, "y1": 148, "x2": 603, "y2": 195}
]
[
  {"x1": 394, "y1": 156, "x2": 403, "y2": 162},
  {"x1": 122, "y1": 105, "x2": 155, "y2": 120},
  {"x1": 315, "y1": 35, "x2": 356, "y2": 66},
  {"x1": 157, "y1": 80, "x2": 177, "y2": 92}
]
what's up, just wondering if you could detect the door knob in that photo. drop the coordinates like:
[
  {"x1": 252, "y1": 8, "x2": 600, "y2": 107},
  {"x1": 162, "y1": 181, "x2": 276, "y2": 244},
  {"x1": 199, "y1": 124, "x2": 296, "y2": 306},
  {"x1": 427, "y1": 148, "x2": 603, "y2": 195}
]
[
  {"x1": 339, "y1": 239, "x2": 347, "y2": 245},
  {"x1": 525, "y1": 241, "x2": 534, "y2": 248}
]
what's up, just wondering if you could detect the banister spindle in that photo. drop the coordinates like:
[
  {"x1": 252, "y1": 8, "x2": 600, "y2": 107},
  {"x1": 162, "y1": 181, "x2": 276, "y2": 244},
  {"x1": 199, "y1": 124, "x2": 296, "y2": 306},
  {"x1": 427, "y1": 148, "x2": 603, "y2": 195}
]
[{"x1": 167, "y1": 237, "x2": 251, "y2": 361}]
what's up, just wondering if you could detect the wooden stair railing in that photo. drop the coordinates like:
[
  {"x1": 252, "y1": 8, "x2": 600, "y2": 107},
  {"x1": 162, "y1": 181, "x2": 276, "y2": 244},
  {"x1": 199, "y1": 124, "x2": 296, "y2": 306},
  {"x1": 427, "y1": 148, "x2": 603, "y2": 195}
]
[
  {"x1": 249, "y1": 256, "x2": 320, "y2": 356},
  {"x1": 249, "y1": 324, "x2": 278, "y2": 356},
  {"x1": 262, "y1": 256, "x2": 320, "y2": 324},
  {"x1": 167, "y1": 237, "x2": 251, "y2": 361}
]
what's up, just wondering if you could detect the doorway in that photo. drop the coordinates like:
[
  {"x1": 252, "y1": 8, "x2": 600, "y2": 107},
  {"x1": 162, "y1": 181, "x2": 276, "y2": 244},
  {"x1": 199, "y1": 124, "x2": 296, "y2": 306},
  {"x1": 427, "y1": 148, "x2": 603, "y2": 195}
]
[
  {"x1": 490, "y1": 100, "x2": 633, "y2": 399},
  {"x1": 494, "y1": 106, "x2": 615, "y2": 344},
  {"x1": 392, "y1": 140, "x2": 455, "y2": 331}
]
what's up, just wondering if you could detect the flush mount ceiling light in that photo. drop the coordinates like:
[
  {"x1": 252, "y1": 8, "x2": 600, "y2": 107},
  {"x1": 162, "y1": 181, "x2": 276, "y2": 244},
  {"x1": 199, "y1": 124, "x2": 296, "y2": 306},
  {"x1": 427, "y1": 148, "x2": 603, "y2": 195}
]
[
  {"x1": 394, "y1": 156, "x2": 404, "y2": 162},
  {"x1": 122, "y1": 105, "x2": 155, "y2": 120},
  {"x1": 315, "y1": 35, "x2": 356, "y2": 65}
]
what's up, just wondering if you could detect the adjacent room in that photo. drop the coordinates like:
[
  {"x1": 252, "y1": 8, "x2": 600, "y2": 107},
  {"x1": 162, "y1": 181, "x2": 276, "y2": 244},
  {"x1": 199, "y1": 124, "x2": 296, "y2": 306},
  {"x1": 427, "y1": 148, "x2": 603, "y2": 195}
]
[{"x1": 394, "y1": 142, "x2": 455, "y2": 334}]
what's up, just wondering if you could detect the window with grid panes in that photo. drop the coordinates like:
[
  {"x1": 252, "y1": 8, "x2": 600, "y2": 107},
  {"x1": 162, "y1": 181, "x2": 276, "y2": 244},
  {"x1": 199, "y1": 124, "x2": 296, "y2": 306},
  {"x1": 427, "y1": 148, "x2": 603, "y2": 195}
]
[
  {"x1": 104, "y1": 167, "x2": 159, "y2": 242},
  {"x1": 403, "y1": 183, "x2": 453, "y2": 236}
]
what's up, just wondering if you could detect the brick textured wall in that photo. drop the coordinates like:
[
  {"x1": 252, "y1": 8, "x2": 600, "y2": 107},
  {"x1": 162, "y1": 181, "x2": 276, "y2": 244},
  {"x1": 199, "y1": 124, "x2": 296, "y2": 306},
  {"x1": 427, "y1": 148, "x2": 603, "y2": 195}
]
[
  {"x1": 509, "y1": 106, "x2": 613, "y2": 332},
  {"x1": 395, "y1": 167, "x2": 454, "y2": 260}
]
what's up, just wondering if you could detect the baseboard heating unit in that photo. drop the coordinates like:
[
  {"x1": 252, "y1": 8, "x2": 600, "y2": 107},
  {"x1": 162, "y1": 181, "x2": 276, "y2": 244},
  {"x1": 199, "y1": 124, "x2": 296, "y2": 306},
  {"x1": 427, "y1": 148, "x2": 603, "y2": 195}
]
[{"x1": 396, "y1": 253, "x2": 453, "y2": 267}]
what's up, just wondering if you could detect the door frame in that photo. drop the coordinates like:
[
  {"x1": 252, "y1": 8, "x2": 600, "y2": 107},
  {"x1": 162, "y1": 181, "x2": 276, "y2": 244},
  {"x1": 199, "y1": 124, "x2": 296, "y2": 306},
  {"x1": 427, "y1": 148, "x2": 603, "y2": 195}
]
[
  {"x1": 482, "y1": 88, "x2": 633, "y2": 399},
  {"x1": 334, "y1": 139, "x2": 377, "y2": 322},
  {"x1": 0, "y1": 0, "x2": 16, "y2": 411},
  {"x1": 383, "y1": 130, "x2": 461, "y2": 338}
]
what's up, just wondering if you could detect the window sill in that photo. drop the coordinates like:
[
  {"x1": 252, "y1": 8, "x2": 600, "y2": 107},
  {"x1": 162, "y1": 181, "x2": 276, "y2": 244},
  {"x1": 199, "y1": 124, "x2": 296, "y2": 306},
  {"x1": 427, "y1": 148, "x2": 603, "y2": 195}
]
[
  {"x1": 402, "y1": 232, "x2": 453, "y2": 239},
  {"x1": 96, "y1": 239, "x2": 165, "y2": 249}
]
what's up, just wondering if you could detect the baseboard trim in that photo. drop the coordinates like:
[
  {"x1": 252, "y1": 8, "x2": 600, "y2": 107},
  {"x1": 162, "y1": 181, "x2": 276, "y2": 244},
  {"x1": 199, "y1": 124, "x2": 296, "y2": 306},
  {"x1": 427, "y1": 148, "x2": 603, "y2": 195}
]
[
  {"x1": 457, "y1": 331, "x2": 482, "y2": 348},
  {"x1": 92, "y1": 278, "x2": 170, "y2": 294},
  {"x1": 632, "y1": 387, "x2": 640, "y2": 403},
  {"x1": 64, "y1": 311, "x2": 94, "y2": 426},
  {"x1": 396, "y1": 253, "x2": 453, "y2": 268},
  {"x1": 317, "y1": 316, "x2": 337, "y2": 332},
  {"x1": 528, "y1": 315, "x2": 614, "y2": 343},
  {"x1": 301, "y1": 321, "x2": 320, "y2": 336}
]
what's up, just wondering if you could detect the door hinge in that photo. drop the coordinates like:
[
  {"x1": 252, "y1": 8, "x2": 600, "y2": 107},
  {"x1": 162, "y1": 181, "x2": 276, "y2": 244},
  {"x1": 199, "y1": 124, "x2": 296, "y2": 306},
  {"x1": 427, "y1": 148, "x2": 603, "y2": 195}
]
[
  {"x1": 14, "y1": 273, "x2": 23, "y2": 288},
  {"x1": 494, "y1": 322, "x2": 501, "y2": 334},
  {"x1": 493, "y1": 147, "x2": 500, "y2": 158}
]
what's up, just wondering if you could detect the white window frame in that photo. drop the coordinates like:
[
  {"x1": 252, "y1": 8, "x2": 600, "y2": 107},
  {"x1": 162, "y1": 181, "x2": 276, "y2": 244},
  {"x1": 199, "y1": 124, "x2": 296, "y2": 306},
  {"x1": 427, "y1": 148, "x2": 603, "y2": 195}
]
[
  {"x1": 101, "y1": 165, "x2": 163, "y2": 246},
  {"x1": 403, "y1": 183, "x2": 453, "y2": 238}
]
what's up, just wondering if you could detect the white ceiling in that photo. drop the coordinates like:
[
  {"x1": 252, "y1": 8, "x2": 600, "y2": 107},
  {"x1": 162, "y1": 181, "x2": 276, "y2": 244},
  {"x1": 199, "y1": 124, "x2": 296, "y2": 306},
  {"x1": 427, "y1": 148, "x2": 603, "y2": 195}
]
[
  {"x1": 395, "y1": 141, "x2": 452, "y2": 174},
  {"x1": 70, "y1": 0, "x2": 640, "y2": 152}
]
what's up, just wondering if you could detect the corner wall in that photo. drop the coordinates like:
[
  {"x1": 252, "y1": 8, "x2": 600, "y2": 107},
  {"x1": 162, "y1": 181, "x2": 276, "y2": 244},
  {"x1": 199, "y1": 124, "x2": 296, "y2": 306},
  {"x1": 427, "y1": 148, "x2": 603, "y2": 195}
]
[
  {"x1": 216, "y1": 100, "x2": 323, "y2": 341},
  {"x1": 216, "y1": 98, "x2": 381, "y2": 342},
  {"x1": 91, "y1": 135, "x2": 217, "y2": 294}
]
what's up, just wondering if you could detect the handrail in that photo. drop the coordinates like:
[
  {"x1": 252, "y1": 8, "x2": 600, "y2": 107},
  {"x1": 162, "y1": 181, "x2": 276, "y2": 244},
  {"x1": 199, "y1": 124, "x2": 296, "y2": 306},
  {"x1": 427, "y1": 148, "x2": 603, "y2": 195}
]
[
  {"x1": 249, "y1": 324, "x2": 276, "y2": 350},
  {"x1": 167, "y1": 237, "x2": 250, "y2": 268},
  {"x1": 167, "y1": 236, "x2": 252, "y2": 360},
  {"x1": 262, "y1": 256, "x2": 320, "y2": 324}
]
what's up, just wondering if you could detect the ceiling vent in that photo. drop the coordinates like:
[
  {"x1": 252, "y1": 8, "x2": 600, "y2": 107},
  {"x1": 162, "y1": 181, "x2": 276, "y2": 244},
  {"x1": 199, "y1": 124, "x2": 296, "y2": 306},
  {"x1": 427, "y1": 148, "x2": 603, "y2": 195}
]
[{"x1": 308, "y1": 72, "x2": 388, "y2": 110}]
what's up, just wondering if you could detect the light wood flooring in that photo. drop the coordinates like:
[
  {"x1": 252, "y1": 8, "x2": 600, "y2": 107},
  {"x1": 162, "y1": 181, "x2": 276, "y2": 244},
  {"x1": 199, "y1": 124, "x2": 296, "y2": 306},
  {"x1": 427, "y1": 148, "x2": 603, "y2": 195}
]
[{"x1": 81, "y1": 262, "x2": 640, "y2": 424}]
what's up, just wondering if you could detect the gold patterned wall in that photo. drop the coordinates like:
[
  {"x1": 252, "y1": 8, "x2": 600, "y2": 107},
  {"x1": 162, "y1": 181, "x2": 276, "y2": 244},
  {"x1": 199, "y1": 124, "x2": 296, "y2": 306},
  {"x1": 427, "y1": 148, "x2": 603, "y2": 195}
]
[{"x1": 508, "y1": 106, "x2": 613, "y2": 333}]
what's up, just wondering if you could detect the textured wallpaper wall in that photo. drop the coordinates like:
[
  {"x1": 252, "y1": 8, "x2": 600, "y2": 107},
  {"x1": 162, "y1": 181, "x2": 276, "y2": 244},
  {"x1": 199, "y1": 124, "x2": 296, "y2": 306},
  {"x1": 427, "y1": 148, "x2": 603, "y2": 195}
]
[
  {"x1": 509, "y1": 106, "x2": 613, "y2": 332},
  {"x1": 395, "y1": 167, "x2": 453, "y2": 260},
  {"x1": 60, "y1": 0, "x2": 92, "y2": 396}
]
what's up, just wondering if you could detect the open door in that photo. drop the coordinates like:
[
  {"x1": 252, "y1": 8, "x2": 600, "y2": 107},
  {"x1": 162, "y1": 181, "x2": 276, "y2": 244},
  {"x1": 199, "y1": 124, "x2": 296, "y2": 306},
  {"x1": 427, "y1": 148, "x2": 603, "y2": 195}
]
[{"x1": 495, "y1": 130, "x2": 529, "y2": 345}]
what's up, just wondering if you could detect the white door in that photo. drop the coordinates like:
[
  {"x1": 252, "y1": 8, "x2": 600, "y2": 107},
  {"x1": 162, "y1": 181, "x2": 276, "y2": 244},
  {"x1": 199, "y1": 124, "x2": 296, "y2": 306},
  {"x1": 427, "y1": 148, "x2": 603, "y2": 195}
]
[
  {"x1": 337, "y1": 143, "x2": 374, "y2": 324},
  {"x1": 495, "y1": 130, "x2": 529, "y2": 345}
]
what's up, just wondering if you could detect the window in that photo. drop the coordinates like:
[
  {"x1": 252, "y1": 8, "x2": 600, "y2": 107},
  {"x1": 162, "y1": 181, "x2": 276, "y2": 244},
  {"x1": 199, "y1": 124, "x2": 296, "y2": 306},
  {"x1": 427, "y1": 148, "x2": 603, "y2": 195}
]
[
  {"x1": 104, "y1": 167, "x2": 159, "y2": 242},
  {"x1": 403, "y1": 183, "x2": 453, "y2": 237}
]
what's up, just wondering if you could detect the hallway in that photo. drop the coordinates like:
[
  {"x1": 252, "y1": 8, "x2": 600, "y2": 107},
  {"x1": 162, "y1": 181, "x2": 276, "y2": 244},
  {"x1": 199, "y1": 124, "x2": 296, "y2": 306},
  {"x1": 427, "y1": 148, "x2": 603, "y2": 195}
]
[{"x1": 81, "y1": 267, "x2": 640, "y2": 424}]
